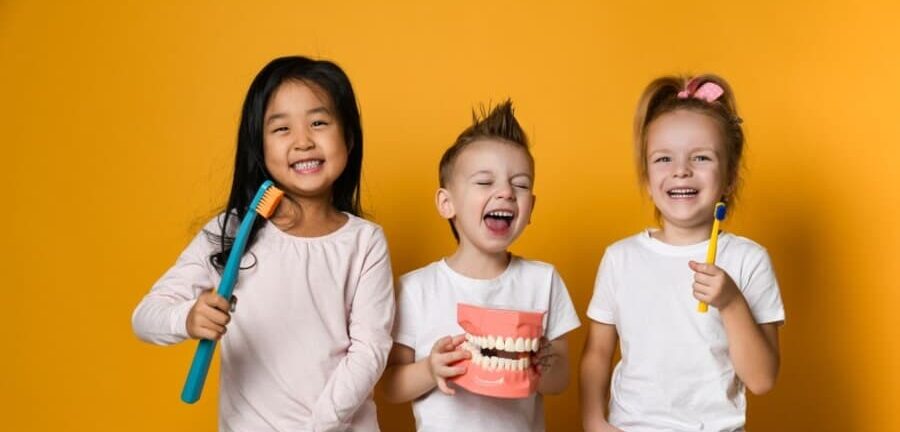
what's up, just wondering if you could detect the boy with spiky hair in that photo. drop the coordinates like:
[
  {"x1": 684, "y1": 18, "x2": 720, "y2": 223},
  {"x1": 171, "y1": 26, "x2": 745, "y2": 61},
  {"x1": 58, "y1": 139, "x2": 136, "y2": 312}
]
[{"x1": 380, "y1": 101, "x2": 580, "y2": 431}]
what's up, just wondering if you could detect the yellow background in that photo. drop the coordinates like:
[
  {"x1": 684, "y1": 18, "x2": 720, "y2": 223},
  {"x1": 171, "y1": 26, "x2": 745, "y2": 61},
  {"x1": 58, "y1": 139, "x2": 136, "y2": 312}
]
[{"x1": 2, "y1": 1, "x2": 898, "y2": 430}]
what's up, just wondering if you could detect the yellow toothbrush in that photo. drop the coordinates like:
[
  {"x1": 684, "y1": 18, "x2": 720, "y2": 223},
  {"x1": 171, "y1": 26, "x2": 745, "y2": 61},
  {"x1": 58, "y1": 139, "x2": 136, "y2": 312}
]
[{"x1": 699, "y1": 202, "x2": 727, "y2": 313}]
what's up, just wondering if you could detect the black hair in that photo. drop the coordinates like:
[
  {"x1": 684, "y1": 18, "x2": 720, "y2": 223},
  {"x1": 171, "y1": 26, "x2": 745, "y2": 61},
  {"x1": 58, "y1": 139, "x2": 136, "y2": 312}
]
[{"x1": 208, "y1": 56, "x2": 364, "y2": 270}]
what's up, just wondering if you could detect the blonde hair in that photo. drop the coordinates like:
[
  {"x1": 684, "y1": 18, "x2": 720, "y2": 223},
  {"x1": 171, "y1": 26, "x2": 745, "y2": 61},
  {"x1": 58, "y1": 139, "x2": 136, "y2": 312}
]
[{"x1": 633, "y1": 74, "x2": 745, "y2": 208}]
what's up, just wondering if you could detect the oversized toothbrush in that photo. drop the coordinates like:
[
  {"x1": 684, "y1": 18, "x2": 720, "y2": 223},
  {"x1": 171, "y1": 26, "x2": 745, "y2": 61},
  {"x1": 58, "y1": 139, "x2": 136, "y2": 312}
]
[
  {"x1": 698, "y1": 202, "x2": 727, "y2": 313},
  {"x1": 181, "y1": 180, "x2": 283, "y2": 404}
]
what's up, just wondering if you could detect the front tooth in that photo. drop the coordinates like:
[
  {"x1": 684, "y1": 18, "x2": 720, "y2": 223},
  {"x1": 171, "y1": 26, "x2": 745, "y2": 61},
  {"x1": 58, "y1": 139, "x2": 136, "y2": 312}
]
[
  {"x1": 486, "y1": 335, "x2": 496, "y2": 349},
  {"x1": 515, "y1": 358, "x2": 524, "y2": 371},
  {"x1": 489, "y1": 356, "x2": 498, "y2": 370},
  {"x1": 515, "y1": 337, "x2": 525, "y2": 352},
  {"x1": 502, "y1": 358, "x2": 512, "y2": 371},
  {"x1": 531, "y1": 338, "x2": 540, "y2": 352},
  {"x1": 504, "y1": 337, "x2": 514, "y2": 351},
  {"x1": 523, "y1": 338, "x2": 532, "y2": 352}
]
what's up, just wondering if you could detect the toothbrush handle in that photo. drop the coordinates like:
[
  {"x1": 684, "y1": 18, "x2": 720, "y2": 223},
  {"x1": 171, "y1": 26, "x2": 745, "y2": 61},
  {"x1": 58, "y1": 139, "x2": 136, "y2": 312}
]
[{"x1": 181, "y1": 338, "x2": 217, "y2": 404}]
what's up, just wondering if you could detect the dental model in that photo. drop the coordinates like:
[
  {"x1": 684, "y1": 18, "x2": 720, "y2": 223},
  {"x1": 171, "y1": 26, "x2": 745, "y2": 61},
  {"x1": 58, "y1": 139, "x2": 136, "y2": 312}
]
[{"x1": 451, "y1": 303, "x2": 544, "y2": 399}]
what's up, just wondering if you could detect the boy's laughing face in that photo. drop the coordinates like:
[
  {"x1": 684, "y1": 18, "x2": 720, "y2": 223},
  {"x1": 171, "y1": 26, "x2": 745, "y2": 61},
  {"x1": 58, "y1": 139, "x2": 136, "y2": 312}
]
[{"x1": 437, "y1": 139, "x2": 535, "y2": 255}]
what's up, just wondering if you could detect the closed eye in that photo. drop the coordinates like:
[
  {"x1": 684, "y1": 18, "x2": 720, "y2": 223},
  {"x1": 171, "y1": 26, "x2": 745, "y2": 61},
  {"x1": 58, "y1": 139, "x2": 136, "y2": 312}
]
[
  {"x1": 272, "y1": 126, "x2": 289, "y2": 133},
  {"x1": 653, "y1": 156, "x2": 671, "y2": 163}
]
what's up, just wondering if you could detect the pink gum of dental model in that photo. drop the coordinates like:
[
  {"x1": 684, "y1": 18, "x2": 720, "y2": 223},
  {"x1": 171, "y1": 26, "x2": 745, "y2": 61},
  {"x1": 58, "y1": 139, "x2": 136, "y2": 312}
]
[{"x1": 451, "y1": 303, "x2": 544, "y2": 399}]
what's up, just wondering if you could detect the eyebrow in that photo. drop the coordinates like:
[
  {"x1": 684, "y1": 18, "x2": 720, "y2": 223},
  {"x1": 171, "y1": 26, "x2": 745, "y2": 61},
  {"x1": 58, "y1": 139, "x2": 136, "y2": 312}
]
[{"x1": 265, "y1": 106, "x2": 332, "y2": 125}]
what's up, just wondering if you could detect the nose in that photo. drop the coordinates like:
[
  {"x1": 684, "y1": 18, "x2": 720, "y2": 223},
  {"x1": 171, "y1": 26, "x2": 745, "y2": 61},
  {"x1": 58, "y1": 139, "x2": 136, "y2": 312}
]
[
  {"x1": 293, "y1": 133, "x2": 315, "y2": 151},
  {"x1": 495, "y1": 182, "x2": 516, "y2": 201},
  {"x1": 672, "y1": 159, "x2": 692, "y2": 178}
]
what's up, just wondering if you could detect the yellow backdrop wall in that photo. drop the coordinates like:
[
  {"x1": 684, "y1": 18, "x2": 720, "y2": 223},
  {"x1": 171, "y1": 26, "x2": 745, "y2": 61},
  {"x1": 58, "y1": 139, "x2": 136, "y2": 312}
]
[{"x1": 2, "y1": 1, "x2": 898, "y2": 430}]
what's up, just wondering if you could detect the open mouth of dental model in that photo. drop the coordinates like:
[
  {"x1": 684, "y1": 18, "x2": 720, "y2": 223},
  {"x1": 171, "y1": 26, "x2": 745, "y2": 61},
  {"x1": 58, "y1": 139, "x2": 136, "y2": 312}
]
[
  {"x1": 291, "y1": 159, "x2": 324, "y2": 173},
  {"x1": 667, "y1": 188, "x2": 698, "y2": 198},
  {"x1": 483, "y1": 210, "x2": 515, "y2": 232},
  {"x1": 462, "y1": 334, "x2": 539, "y2": 372}
]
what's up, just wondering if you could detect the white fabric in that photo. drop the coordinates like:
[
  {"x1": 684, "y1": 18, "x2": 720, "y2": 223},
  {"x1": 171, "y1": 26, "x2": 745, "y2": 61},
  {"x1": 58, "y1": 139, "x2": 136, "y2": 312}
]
[
  {"x1": 393, "y1": 257, "x2": 581, "y2": 432},
  {"x1": 587, "y1": 230, "x2": 785, "y2": 432},
  {"x1": 133, "y1": 214, "x2": 395, "y2": 432}
]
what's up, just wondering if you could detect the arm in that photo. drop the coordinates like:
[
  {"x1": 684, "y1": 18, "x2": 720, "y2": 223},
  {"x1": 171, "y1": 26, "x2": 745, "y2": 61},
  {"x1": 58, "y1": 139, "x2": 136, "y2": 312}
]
[
  {"x1": 310, "y1": 231, "x2": 396, "y2": 431},
  {"x1": 536, "y1": 336, "x2": 571, "y2": 395},
  {"x1": 689, "y1": 261, "x2": 781, "y2": 395},
  {"x1": 580, "y1": 321, "x2": 623, "y2": 432},
  {"x1": 132, "y1": 230, "x2": 217, "y2": 345},
  {"x1": 380, "y1": 335, "x2": 470, "y2": 403}
]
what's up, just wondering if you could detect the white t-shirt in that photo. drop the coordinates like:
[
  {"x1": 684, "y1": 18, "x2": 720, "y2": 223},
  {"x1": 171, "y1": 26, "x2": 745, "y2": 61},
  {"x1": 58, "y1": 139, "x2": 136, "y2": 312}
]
[
  {"x1": 587, "y1": 230, "x2": 785, "y2": 432},
  {"x1": 393, "y1": 257, "x2": 581, "y2": 432}
]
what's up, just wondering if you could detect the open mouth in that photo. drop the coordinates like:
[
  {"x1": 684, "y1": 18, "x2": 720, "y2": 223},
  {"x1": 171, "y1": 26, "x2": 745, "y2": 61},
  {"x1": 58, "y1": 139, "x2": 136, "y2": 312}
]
[
  {"x1": 666, "y1": 187, "x2": 698, "y2": 199},
  {"x1": 291, "y1": 159, "x2": 324, "y2": 173},
  {"x1": 483, "y1": 209, "x2": 516, "y2": 233}
]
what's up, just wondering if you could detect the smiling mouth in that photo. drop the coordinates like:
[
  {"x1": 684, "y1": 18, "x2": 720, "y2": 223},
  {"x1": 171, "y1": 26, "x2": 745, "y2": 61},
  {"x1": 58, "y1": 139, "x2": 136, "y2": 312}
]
[
  {"x1": 667, "y1": 188, "x2": 698, "y2": 199},
  {"x1": 291, "y1": 159, "x2": 323, "y2": 173},
  {"x1": 483, "y1": 210, "x2": 515, "y2": 232}
]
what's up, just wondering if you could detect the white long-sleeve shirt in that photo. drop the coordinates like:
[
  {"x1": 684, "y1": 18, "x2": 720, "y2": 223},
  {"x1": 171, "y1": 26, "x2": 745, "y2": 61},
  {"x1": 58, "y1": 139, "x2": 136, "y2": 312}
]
[{"x1": 133, "y1": 213, "x2": 395, "y2": 432}]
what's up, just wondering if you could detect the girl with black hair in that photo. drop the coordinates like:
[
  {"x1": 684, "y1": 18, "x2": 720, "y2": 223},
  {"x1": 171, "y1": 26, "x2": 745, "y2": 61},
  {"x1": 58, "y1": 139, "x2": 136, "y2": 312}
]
[{"x1": 133, "y1": 56, "x2": 394, "y2": 431}]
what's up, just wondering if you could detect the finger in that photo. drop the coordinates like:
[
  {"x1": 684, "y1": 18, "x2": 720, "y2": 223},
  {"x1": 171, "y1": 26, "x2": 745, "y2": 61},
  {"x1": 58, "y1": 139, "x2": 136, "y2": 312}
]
[
  {"x1": 200, "y1": 317, "x2": 227, "y2": 336},
  {"x1": 205, "y1": 294, "x2": 231, "y2": 313},
  {"x1": 436, "y1": 364, "x2": 467, "y2": 378},
  {"x1": 433, "y1": 335, "x2": 454, "y2": 353},
  {"x1": 436, "y1": 377, "x2": 455, "y2": 395},
  {"x1": 693, "y1": 281, "x2": 712, "y2": 294},
  {"x1": 692, "y1": 288, "x2": 711, "y2": 302},
  {"x1": 449, "y1": 333, "x2": 467, "y2": 348},
  {"x1": 693, "y1": 272, "x2": 713, "y2": 286},
  {"x1": 441, "y1": 349, "x2": 471, "y2": 364},
  {"x1": 202, "y1": 304, "x2": 231, "y2": 326},
  {"x1": 688, "y1": 261, "x2": 717, "y2": 275}
]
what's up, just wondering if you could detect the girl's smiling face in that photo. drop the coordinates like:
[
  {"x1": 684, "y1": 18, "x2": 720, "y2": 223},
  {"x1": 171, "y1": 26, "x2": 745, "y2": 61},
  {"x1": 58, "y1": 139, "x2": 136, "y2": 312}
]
[
  {"x1": 646, "y1": 109, "x2": 729, "y2": 231},
  {"x1": 263, "y1": 80, "x2": 348, "y2": 201}
]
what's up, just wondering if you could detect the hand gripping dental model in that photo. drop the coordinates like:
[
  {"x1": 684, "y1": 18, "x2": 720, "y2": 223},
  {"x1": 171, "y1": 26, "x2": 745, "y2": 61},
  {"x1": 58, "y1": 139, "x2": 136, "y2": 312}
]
[{"x1": 451, "y1": 303, "x2": 545, "y2": 398}]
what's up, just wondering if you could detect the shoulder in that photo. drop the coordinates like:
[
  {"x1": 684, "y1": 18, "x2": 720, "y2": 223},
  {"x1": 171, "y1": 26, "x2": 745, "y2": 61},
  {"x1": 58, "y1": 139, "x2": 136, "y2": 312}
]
[
  {"x1": 601, "y1": 232, "x2": 647, "y2": 260},
  {"x1": 399, "y1": 260, "x2": 443, "y2": 287},
  {"x1": 722, "y1": 233, "x2": 771, "y2": 262}
]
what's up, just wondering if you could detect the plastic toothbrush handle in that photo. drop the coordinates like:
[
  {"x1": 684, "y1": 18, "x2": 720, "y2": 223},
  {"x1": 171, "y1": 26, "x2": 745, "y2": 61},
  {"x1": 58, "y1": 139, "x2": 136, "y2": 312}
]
[{"x1": 181, "y1": 339, "x2": 217, "y2": 403}]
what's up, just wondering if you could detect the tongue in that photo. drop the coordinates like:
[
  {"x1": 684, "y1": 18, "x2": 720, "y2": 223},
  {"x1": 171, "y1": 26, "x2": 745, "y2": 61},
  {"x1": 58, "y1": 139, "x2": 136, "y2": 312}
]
[{"x1": 485, "y1": 217, "x2": 511, "y2": 232}]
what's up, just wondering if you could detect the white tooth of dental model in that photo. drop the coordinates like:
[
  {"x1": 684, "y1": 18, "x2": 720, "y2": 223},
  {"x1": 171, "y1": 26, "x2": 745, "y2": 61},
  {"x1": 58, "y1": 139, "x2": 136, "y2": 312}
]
[{"x1": 515, "y1": 337, "x2": 525, "y2": 352}]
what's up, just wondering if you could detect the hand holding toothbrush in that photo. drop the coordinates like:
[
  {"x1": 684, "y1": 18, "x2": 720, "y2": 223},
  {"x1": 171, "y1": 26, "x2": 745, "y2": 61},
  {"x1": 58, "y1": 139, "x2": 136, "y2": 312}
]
[
  {"x1": 186, "y1": 290, "x2": 233, "y2": 341},
  {"x1": 688, "y1": 261, "x2": 742, "y2": 311}
]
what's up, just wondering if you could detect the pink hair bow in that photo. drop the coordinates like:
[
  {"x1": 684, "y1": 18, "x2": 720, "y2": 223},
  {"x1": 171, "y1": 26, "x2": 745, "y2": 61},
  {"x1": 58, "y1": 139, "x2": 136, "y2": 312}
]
[{"x1": 677, "y1": 79, "x2": 724, "y2": 103}]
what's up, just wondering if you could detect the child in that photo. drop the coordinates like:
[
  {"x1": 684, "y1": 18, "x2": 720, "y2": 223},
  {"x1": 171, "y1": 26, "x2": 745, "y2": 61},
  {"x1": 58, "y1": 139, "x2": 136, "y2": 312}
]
[
  {"x1": 580, "y1": 75, "x2": 785, "y2": 432},
  {"x1": 380, "y1": 101, "x2": 581, "y2": 431},
  {"x1": 132, "y1": 56, "x2": 395, "y2": 432}
]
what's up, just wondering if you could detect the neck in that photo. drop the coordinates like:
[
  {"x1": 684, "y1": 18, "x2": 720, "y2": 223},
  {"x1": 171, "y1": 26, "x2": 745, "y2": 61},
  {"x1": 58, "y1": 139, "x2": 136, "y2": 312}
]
[
  {"x1": 270, "y1": 193, "x2": 347, "y2": 237},
  {"x1": 446, "y1": 243, "x2": 511, "y2": 279},
  {"x1": 653, "y1": 220, "x2": 714, "y2": 245}
]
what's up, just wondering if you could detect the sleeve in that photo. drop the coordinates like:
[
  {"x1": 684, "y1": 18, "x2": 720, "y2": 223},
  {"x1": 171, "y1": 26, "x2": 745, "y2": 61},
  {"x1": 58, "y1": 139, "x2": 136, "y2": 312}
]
[
  {"x1": 740, "y1": 248, "x2": 786, "y2": 325},
  {"x1": 391, "y1": 274, "x2": 419, "y2": 350},
  {"x1": 544, "y1": 267, "x2": 582, "y2": 341},
  {"x1": 131, "y1": 224, "x2": 218, "y2": 345},
  {"x1": 586, "y1": 249, "x2": 617, "y2": 324},
  {"x1": 311, "y1": 227, "x2": 396, "y2": 432}
]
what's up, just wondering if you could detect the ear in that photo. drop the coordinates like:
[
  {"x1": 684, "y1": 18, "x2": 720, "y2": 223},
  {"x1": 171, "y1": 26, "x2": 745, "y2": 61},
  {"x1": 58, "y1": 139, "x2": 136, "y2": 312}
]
[{"x1": 435, "y1": 188, "x2": 455, "y2": 219}]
